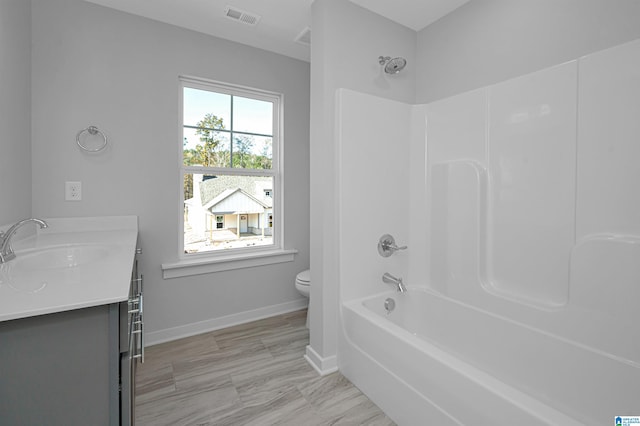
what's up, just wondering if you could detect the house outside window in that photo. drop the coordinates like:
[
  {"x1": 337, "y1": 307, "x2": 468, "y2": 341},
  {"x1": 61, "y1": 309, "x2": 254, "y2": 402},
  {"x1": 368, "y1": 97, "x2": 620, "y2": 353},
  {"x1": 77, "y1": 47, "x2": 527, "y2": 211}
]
[{"x1": 180, "y1": 77, "x2": 281, "y2": 256}]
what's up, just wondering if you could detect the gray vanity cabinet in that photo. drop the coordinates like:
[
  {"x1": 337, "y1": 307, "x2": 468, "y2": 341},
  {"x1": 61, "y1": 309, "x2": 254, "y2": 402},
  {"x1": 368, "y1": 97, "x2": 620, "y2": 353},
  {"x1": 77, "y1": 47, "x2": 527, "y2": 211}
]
[
  {"x1": 0, "y1": 254, "x2": 141, "y2": 425},
  {"x1": 0, "y1": 305, "x2": 115, "y2": 424}
]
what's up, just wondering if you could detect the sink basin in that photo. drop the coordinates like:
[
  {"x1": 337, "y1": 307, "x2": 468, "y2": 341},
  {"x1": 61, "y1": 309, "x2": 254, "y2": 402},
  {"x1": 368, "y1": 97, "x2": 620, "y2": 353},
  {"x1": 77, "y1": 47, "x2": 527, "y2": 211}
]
[
  {"x1": 0, "y1": 216, "x2": 139, "y2": 322},
  {"x1": 11, "y1": 244, "x2": 111, "y2": 270},
  {"x1": 0, "y1": 244, "x2": 113, "y2": 293}
]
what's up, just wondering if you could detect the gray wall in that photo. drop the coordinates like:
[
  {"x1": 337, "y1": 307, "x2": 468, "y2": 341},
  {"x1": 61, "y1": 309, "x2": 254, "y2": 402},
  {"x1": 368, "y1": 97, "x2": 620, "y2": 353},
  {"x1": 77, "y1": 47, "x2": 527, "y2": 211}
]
[
  {"x1": 0, "y1": 0, "x2": 31, "y2": 225},
  {"x1": 416, "y1": 0, "x2": 640, "y2": 103},
  {"x1": 29, "y1": 0, "x2": 310, "y2": 338},
  {"x1": 309, "y1": 0, "x2": 415, "y2": 367}
]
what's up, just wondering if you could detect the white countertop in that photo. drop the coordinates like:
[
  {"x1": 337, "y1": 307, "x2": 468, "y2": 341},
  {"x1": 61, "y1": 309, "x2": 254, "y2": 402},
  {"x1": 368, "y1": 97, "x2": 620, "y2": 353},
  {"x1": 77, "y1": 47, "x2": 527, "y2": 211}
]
[{"x1": 0, "y1": 216, "x2": 138, "y2": 322}]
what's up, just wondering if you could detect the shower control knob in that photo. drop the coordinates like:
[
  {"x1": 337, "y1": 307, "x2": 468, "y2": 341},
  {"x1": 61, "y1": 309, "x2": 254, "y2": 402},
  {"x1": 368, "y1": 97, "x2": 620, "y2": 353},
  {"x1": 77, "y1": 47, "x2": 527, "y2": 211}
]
[{"x1": 377, "y1": 234, "x2": 407, "y2": 257}]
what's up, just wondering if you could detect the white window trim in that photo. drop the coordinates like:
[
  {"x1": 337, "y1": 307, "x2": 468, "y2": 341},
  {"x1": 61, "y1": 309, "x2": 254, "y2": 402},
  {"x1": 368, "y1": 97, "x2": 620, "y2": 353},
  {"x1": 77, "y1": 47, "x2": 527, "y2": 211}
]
[
  {"x1": 162, "y1": 75, "x2": 294, "y2": 278},
  {"x1": 162, "y1": 248, "x2": 298, "y2": 279}
]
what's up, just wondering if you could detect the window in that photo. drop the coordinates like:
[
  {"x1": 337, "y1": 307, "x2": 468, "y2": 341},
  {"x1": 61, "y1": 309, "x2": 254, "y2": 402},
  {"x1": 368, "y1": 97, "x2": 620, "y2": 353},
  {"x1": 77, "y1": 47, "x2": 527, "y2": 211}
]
[{"x1": 180, "y1": 77, "x2": 281, "y2": 256}]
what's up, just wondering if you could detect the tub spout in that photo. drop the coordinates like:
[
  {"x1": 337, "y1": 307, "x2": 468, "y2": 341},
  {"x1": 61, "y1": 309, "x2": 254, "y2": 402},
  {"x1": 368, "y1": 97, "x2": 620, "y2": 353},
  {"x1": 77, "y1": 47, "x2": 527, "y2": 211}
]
[{"x1": 382, "y1": 272, "x2": 406, "y2": 293}]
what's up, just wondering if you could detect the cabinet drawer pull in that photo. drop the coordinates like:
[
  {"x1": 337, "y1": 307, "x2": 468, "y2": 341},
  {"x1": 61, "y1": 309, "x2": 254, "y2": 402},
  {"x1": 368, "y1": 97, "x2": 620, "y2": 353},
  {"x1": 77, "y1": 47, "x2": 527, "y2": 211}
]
[
  {"x1": 128, "y1": 296, "x2": 140, "y2": 314},
  {"x1": 131, "y1": 319, "x2": 145, "y2": 363},
  {"x1": 131, "y1": 277, "x2": 142, "y2": 295}
]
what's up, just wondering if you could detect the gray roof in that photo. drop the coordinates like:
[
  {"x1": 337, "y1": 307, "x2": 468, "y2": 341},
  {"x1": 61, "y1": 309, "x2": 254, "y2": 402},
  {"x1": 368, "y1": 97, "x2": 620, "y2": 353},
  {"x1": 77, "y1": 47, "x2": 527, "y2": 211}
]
[
  {"x1": 203, "y1": 187, "x2": 269, "y2": 212},
  {"x1": 198, "y1": 175, "x2": 272, "y2": 208}
]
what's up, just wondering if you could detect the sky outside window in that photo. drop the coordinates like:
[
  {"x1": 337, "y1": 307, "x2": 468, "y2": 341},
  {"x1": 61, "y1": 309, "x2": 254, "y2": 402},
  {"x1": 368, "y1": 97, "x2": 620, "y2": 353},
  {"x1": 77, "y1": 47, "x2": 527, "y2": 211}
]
[
  {"x1": 183, "y1": 87, "x2": 273, "y2": 158},
  {"x1": 183, "y1": 88, "x2": 229, "y2": 129},
  {"x1": 233, "y1": 96, "x2": 273, "y2": 135}
]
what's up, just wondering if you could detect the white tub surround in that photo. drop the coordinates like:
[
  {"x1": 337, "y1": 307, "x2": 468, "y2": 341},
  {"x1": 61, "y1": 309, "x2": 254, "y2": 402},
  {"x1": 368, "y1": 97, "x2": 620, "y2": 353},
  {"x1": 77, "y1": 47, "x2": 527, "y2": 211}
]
[
  {"x1": 0, "y1": 216, "x2": 138, "y2": 322},
  {"x1": 337, "y1": 39, "x2": 640, "y2": 425}
]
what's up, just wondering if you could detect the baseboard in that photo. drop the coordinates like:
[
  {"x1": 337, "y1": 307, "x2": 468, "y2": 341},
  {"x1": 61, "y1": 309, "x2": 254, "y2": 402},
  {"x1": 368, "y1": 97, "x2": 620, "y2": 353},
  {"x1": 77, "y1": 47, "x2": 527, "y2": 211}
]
[
  {"x1": 304, "y1": 344, "x2": 338, "y2": 376},
  {"x1": 145, "y1": 299, "x2": 308, "y2": 346}
]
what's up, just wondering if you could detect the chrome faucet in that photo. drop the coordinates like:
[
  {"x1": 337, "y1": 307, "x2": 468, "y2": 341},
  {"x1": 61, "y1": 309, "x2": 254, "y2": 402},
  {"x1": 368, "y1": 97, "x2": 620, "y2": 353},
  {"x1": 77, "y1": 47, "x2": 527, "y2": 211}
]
[
  {"x1": 382, "y1": 272, "x2": 406, "y2": 293},
  {"x1": 0, "y1": 218, "x2": 48, "y2": 263}
]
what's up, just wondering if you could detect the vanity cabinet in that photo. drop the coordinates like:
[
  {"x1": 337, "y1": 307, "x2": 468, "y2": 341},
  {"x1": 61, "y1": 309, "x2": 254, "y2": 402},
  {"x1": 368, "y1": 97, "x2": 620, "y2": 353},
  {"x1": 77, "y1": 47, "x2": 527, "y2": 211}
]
[{"x1": 0, "y1": 248, "x2": 142, "y2": 426}]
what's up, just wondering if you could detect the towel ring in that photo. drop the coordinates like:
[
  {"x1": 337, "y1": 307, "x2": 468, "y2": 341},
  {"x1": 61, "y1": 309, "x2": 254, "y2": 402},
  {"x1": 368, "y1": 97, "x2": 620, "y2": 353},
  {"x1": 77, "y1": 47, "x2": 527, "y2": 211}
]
[{"x1": 76, "y1": 126, "x2": 107, "y2": 152}]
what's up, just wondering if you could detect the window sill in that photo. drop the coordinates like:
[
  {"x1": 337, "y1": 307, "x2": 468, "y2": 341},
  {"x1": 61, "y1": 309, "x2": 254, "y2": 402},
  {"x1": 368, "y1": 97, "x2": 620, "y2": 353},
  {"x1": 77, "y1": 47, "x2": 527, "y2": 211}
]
[{"x1": 161, "y1": 248, "x2": 298, "y2": 279}]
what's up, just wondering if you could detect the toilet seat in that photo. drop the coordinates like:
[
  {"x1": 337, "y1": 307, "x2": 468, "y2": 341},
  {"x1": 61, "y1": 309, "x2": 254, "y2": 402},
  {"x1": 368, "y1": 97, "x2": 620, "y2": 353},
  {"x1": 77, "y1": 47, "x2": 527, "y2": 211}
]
[
  {"x1": 295, "y1": 269, "x2": 311, "y2": 298},
  {"x1": 296, "y1": 269, "x2": 311, "y2": 285},
  {"x1": 294, "y1": 269, "x2": 311, "y2": 328}
]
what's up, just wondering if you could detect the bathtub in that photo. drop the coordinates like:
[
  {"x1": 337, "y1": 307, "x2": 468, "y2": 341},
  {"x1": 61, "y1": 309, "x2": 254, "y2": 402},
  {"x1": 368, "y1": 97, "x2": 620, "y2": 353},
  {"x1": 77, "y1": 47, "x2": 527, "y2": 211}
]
[{"x1": 339, "y1": 287, "x2": 640, "y2": 425}]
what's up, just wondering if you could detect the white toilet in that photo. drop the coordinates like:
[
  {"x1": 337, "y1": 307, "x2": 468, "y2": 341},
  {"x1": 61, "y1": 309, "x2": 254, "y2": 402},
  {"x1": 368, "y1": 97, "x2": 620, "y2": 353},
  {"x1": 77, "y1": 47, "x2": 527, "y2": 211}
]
[{"x1": 295, "y1": 269, "x2": 311, "y2": 327}]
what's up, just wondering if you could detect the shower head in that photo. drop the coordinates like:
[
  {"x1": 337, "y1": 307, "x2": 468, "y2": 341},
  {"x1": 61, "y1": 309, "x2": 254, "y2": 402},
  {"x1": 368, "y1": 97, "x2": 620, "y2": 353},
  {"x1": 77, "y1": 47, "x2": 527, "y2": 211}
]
[{"x1": 379, "y1": 56, "x2": 407, "y2": 74}]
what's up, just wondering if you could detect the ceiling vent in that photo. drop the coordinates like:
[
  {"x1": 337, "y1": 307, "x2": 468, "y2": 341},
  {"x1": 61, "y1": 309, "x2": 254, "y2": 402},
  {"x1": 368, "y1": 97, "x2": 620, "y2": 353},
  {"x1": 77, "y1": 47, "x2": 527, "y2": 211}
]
[
  {"x1": 295, "y1": 27, "x2": 311, "y2": 46},
  {"x1": 224, "y1": 5, "x2": 261, "y2": 26}
]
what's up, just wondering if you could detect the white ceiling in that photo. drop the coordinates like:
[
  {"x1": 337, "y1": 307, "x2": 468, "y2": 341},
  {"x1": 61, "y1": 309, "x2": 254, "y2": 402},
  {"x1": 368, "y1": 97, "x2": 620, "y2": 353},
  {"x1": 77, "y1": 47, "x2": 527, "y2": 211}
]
[
  {"x1": 83, "y1": 0, "x2": 470, "y2": 62},
  {"x1": 349, "y1": 0, "x2": 470, "y2": 32}
]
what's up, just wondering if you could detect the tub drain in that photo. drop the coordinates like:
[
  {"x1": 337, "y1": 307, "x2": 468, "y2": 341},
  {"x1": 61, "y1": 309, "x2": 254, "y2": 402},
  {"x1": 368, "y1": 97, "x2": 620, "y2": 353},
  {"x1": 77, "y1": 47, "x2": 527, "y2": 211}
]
[{"x1": 384, "y1": 297, "x2": 395, "y2": 314}]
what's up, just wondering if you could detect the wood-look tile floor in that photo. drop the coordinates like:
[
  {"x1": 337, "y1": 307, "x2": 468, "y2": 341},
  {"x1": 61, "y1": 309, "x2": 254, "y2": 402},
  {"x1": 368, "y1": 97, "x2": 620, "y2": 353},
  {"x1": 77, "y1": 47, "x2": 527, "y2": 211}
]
[{"x1": 135, "y1": 309, "x2": 396, "y2": 426}]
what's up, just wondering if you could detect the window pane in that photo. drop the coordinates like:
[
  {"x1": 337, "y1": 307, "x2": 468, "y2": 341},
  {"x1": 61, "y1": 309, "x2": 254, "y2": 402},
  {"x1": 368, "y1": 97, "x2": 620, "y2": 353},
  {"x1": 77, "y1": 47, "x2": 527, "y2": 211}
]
[
  {"x1": 183, "y1": 127, "x2": 231, "y2": 167},
  {"x1": 183, "y1": 173, "x2": 274, "y2": 253},
  {"x1": 233, "y1": 96, "x2": 273, "y2": 135},
  {"x1": 253, "y1": 137, "x2": 272, "y2": 169},
  {"x1": 183, "y1": 87, "x2": 230, "y2": 129},
  {"x1": 231, "y1": 135, "x2": 272, "y2": 169}
]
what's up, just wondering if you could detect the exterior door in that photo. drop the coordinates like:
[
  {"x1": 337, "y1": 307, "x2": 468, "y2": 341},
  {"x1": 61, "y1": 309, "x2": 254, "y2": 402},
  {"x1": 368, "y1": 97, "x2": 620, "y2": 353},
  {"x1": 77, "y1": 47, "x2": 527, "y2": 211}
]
[{"x1": 240, "y1": 215, "x2": 248, "y2": 233}]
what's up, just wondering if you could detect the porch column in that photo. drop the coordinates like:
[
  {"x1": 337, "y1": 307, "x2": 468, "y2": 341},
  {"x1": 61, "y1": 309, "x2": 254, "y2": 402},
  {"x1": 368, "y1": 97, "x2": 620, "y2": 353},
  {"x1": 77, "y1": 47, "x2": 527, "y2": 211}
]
[{"x1": 236, "y1": 214, "x2": 240, "y2": 238}]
